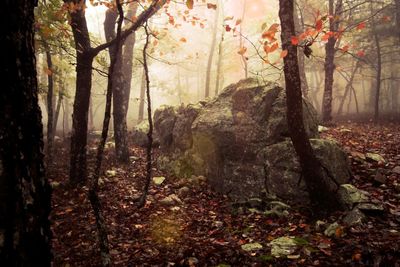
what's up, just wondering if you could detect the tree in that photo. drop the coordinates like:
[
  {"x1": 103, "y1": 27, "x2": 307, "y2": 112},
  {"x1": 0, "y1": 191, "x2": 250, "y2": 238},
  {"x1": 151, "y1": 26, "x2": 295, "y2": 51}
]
[
  {"x1": 0, "y1": 0, "x2": 52, "y2": 265},
  {"x1": 279, "y1": 0, "x2": 340, "y2": 212},
  {"x1": 204, "y1": 4, "x2": 219, "y2": 98},
  {"x1": 321, "y1": 0, "x2": 342, "y2": 123},
  {"x1": 64, "y1": 0, "x2": 168, "y2": 184}
]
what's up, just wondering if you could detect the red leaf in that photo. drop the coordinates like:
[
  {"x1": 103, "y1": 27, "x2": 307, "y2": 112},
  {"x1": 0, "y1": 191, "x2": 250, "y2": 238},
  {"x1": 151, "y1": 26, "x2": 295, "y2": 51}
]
[
  {"x1": 357, "y1": 22, "x2": 366, "y2": 30},
  {"x1": 291, "y1": 36, "x2": 299, "y2": 45},
  {"x1": 315, "y1": 19, "x2": 323, "y2": 32}
]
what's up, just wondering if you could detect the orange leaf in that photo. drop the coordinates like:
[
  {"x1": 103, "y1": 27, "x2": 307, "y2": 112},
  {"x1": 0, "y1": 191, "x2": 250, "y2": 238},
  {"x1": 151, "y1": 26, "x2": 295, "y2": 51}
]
[
  {"x1": 238, "y1": 46, "x2": 247, "y2": 55},
  {"x1": 180, "y1": 37, "x2": 187, "y2": 42},
  {"x1": 291, "y1": 36, "x2": 299, "y2": 45},
  {"x1": 235, "y1": 19, "x2": 242, "y2": 26},
  {"x1": 356, "y1": 22, "x2": 365, "y2": 30},
  {"x1": 356, "y1": 50, "x2": 365, "y2": 57},
  {"x1": 315, "y1": 19, "x2": 323, "y2": 32},
  {"x1": 261, "y1": 31, "x2": 276, "y2": 42},
  {"x1": 207, "y1": 3, "x2": 217, "y2": 10},
  {"x1": 186, "y1": 0, "x2": 193, "y2": 9},
  {"x1": 268, "y1": 42, "x2": 279, "y2": 53},
  {"x1": 280, "y1": 50, "x2": 288, "y2": 58}
]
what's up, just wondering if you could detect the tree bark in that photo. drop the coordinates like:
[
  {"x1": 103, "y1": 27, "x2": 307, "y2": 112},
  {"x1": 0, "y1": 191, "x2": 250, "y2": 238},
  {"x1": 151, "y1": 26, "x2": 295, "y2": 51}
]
[
  {"x1": 65, "y1": 0, "x2": 94, "y2": 184},
  {"x1": 294, "y1": 1, "x2": 309, "y2": 98},
  {"x1": 204, "y1": 4, "x2": 219, "y2": 98},
  {"x1": 373, "y1": 32, "x2": 382, "y2": 122},
  {"x1": 0, "y1": 0, "x2": 52, "y2": 265},
  {"x1": 279, "y1": 0, "x2": 340, "y2": 212},
  {"x1": 44, "y1": 43, "x2": 54, "y2": 159},
  {"x1": 322, "y1": 0, "x2": 342, "y2": 122},
  {"x1": 138, "y1": 69, "x2": 146, "y2": 122},
  {"x1": 104, "y1": 7, "x2": 130, "y2": 162}
]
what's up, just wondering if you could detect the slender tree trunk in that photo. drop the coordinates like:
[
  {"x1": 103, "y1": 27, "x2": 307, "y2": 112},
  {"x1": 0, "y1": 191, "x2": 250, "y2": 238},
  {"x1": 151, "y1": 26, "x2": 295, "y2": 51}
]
[
  {"x1": 215, "y1": 31, "x2": 224, "y2": 96},
  {"x1": 337, "y1": 62, "x2": 360, "y2": 115},
  {"x1": 121, "y1": 2, "x2": 139, "y2": 116},
  {"x1": 138, "y1": 69, "x2": 146, "y2": 122},
  {"x1": 294, "y1": 1, "x2": 309, "y2": 98},
  {"x1": 279, "y1": 0, "x2": 340, "y2": 212},
  {"x1": 373, "y1": 32, "x2": 382, "y2": 122},
  {"x1": 44, "y1": 43, "x2": 54, "y2": 159},
  {"x1": 204, "y1": 4, "x2": 219, "y2": 98},
  {"x1": 66, "y1": 0, "x2": 94, "y2": 184},
  {"x1": 89, "y1": 96, "x2": 94, "y2": 131},
  {"x1": 395, "y1": 0, "x2": 400, "y2": 41},
  {"x1": 322, "y1": 0, "x2": 342, "y2": 122},
  {"x1": 239, "y1": 0, "x2": 248, "y2": 79},
  {"x1": 90, "y1": 2, "x2": 124, "y2": 265},
  {"x1": 64, "y1": 98, "x2": 70, "y2": 135},
  {"x1": 0, "y1": 0, "x2": 52, "y2": 264},
  {"x1": 104, "y1": 8, "x2": 130, "y2": 162},
  {"x1": 54, "y1": 86, "x2": 63, "y2": 135},
  {"x1": 138, "y1": 25, "x2": 153, "y2": 208}
]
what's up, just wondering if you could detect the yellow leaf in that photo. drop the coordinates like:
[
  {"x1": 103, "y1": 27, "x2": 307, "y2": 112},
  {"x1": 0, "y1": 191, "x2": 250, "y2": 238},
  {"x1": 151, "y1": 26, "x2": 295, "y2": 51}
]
[{"x1": 280, "y1": 50, "x2": 288, "y2": 58}]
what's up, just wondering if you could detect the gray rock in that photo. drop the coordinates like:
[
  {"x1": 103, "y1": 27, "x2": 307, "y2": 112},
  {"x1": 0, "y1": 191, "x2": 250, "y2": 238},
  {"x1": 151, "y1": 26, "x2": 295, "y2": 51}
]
[
  {"x1": 357, "y1": 202, "x2": 384, "y2": 214},
  {"x1": 154, "y1": 78, "x2": 350, "y2": 204},
  {"x1": 177, "y1": 186, "x2": 190, "y2": 198},
  {"x1": 324, "y1": 222, "x2": 340, "y2": 237},
  {"x1": 269, "y1": 237, "x2": 297, "y2": 257},
  {"x1": 343, "y1": 209, "x2": 366, "y2": 226},
  {"x1": 337, "y1": 184, "x2": 369, "y2": 210},
  {"x1": 132, "y1": 120, "x2": 159, "y2": 147},
  {"x1": 264, "y1": 139, "x2": 351, "y2": 205},
  {"x1": 160, "y1": 194, "x2": 183, "y2": 206}
]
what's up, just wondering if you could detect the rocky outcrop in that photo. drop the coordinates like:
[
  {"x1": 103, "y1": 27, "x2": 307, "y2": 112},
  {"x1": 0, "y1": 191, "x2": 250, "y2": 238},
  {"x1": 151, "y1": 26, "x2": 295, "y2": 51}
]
[
  {"x1": 131, "y1": 120, "x2": 159, "y2": 147},
  {"x1": 154, "y1": 78, "x2": 351, "y2": 204}
]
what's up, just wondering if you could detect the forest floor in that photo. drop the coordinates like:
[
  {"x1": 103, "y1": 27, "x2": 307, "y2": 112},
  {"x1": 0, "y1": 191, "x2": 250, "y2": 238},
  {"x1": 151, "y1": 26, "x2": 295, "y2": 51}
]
[{"x1": 50, "y1": 122, "x2": 400, "y2": 266}]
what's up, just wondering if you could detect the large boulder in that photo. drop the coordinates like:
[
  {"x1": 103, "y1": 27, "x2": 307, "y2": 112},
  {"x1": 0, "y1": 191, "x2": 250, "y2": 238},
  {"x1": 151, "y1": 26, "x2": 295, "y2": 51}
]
[
  {"x1": 264, "y1": 139, "x2": 351, "y2": 205},
  {"x1": 131, "y1": 120, "x2": 159, "y2": 147},
  {"x1": 155, "y1": 78, "x2": 350, "y2": 204}
]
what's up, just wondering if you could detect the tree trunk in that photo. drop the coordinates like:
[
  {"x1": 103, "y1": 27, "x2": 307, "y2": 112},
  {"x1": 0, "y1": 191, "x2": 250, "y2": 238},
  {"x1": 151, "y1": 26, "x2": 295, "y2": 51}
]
[
  {"x1": 322, "y1": 0, "x2": 342, "y2": 122},
  {"x1": 0, "y1": 0, "x2": 52, "y2": 264},
  {"x1": 215, "y1": 31, "x2": 224, "y2": 96},
  {"x1": 44, "y1": 43, "x2": 54, "y2": 159},
  {"x1": 121, "y1": 2, "x2": 139, "y2": 116},
  {"x1": 204, "y1": 4, "x2": 219, "y2": 98},
  {"x1": 337, "y1": 62, "x2": 360, "y2": 115},
  {"x1": 66, "y1": 0, "x2": 94, "y2": 184},
  {"x1": 279, "y1": 0, "x2": 340, "y2": 212},
  {"x1": 138, "y1": 68, "x2": 146, "y2": 122},
  {"x1": 373, "y1": 32, "x2": 382, "y2": 122},
  {"x1": 395, "y1": 0, "x2": 400, "y2": 41},
  {"x1": 239, "y1": 0, "x2": 248, "y2": 79},
  {"x1": 294, "y1": 1, "x2": 309, "y2": 98},
  {"x1": 104, "y1": 8, "x2": 130, "y2": 162}
]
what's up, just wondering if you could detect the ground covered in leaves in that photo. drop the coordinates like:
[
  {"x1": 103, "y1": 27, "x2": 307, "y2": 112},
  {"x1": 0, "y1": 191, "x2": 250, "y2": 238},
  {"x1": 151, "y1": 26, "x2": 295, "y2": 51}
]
[{"x1": 50, "y1": 123, "x2": 400, "y2": 266}]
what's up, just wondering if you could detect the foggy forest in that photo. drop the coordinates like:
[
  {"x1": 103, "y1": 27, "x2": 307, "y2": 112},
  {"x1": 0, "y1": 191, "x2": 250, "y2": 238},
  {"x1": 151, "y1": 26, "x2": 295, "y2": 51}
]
[{"x1": 1, "y1": 0, "x2": 400, "y2": 266}]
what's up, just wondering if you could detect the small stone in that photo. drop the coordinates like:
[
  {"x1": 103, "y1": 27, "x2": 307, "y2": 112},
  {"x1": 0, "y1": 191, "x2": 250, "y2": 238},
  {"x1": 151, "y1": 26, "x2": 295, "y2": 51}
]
[
  {"x1": 177, "y1": 186, "x2": 190, "y2": 197},
  {"x1": 50, "y1": 181, "x2": 61, "y2": 188},
  {"x1": 247, "y1": 198, "x2": 263, "y2": 208},
  {"x1": 318, "y1": 125, "x2": 329, "y2": 132},
  {"x1": 160, "y1": 194, "x2": 182, "y2": 206},
  {"x1": 241, "y1": 242, "x2": 263, "y2": 251},
  {"x1": 187, "y1": 257, "x2": 198, "y2": 266},
  {"x1": 130, "y1": 156, "x2": 140, "y2": 161},
  {"x1": 337, "y1": 184, "x2": 369, "y2": 210},
  {"x1": 270, "y1": 237, "x2": 297, "y2": 257},
  {"x1": 152, "y1": 176, "x2": 166, "y2": 185},
  {"x1": 106, "y1": 170, "x2": 116, "y2": 177},
  {"x1": 343, "y1": 209, "x2": 366, "y2": 226},
  {"x1": 324, "y1": 222, "x2": 340, "y2": 237},
  {"x1": 374, "y1": 169, "x2": 387, "y2": 185},
  {"x1": 357, "y1": 202, "x2": 384, "y2": 214},
  {"x1": 392, "y1": 166, "x2": 400, "y2": 175},
  {"x1": 365, "y1": 153, "x2": 385, "y2": 163}
]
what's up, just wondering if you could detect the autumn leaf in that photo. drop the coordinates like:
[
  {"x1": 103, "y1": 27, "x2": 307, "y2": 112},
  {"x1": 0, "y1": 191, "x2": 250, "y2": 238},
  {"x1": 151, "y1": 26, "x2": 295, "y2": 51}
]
[
  {"x1": 186, "y1": 0, "x2": 194, "y2": 9},
  {"x1": 207, "y1": 3, "x2": 217, "y2": 10},
  {"x1": 291, "y1": 36, "x2": 299, "y2": 45},
  {"x1": 262, "y1": 31, "x2": 276, "y2": 42},
  {"x1": 237, "y1": 46, "x2": 247, "y2": 55},
  {"x1": 180, "y1": 37, "x2": 187, "y2": 42},
  {"x1": 356, "y1": 50, "x2": 365, "y2": 57},
  {"x1": 340, "y1": 45, "x2": 349, "y2": 52},
  {"x1": 315, "y1": 19, "x2": 323, "y2": 32},
  {"x1": 280, "y1": 50, "x2": 288, "y2": 58},
  {"x1": 224, "y1": 16, "x2": 234, "y2": 21},
  {"x1": 225, "y1": 25, "x2": 232, "y2": 32},
  {"x1": 356, "y1": 22, "x2": 366, "y2": 30},
  {"x1": 235, "y1": 19, "x2": 242, "y2": 26}
]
